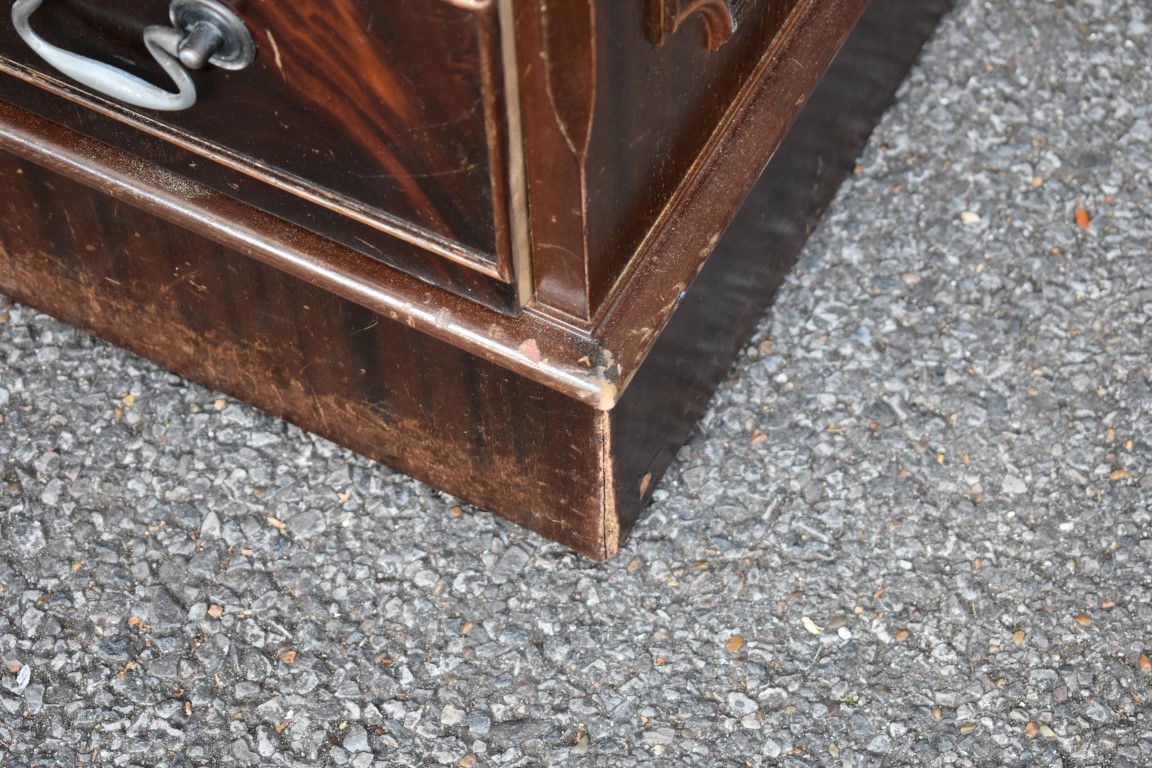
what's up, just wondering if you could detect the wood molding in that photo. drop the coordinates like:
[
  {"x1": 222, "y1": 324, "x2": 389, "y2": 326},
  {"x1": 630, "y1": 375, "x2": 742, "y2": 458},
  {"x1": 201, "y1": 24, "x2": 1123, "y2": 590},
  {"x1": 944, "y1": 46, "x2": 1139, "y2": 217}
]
[
  {"x1": 0, "y1": 0, "x2": 951, "y2": 556},
  {"x1": 647, "y1": 0, "x2": 743, "y2": 50},
  {"x1": 0, "y1": 0, "x2": 523, "y2": 311}
]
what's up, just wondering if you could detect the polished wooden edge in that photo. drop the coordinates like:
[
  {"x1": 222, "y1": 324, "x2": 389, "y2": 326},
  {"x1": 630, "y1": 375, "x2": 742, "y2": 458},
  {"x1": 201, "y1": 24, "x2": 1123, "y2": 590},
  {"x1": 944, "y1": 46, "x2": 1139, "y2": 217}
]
[
  {"x1": 0, "y1": 0, "x2": 904, "y2": 414},
  {"x1": 520, "y1": 0, "x2": 856, "y2": 333},
  {"x1": 0, "y1": 147, "x2": 619, "y2": 559},
  {"x1": 473, "y1": 2, "x2": 520, "y2": 286},
  {"x1": 495, "y1": 0, "x2": 535, "y2": 307},
  {"x1": 591, "y1": 0, "x2": 869, "y2": 389},
  {"x1": 0, "y1": 99, "x2": 618, "y2": 409},
  {"x1": 0, "y1": 58, "x2": 508, "y2": 279}
]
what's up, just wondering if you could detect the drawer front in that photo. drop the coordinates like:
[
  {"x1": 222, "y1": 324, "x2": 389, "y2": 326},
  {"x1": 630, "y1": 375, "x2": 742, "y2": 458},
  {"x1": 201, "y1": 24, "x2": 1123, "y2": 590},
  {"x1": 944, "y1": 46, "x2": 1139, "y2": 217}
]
[{"x1": 0, "y1": 0, "x2": 523, "y2": 312}]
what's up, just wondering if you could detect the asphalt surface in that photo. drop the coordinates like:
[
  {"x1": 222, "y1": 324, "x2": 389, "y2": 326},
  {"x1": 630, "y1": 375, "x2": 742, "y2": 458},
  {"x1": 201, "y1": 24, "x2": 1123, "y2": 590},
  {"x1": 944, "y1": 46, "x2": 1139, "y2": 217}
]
[{"x1": 2, "y1": 0, "x2": 1150, "y2": 765}]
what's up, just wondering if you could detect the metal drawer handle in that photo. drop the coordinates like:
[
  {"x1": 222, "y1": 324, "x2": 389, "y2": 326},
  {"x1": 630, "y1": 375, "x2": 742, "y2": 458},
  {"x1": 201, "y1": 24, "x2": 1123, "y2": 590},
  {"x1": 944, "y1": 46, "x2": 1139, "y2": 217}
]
[{"x1": 11, "y1": 0, "x2": 255, "y2": 111}]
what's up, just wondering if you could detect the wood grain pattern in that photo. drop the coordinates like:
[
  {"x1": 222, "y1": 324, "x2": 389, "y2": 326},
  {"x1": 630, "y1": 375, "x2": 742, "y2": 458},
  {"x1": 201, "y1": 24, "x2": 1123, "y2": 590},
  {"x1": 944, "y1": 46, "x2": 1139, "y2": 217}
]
[
  {"x1": 233, "y1": 1, "x2": 498, "y2": 254},
  {"x1": 522, "y1": 0, "x2": 809, "y2": 320},
  {"x1": 0, "y1": 100, "x2": 619, "y2": 409},
  {"x1": 0, "y1": 141, "x2": 619, "y2": 558},
  {"x1": 0, "y1": 0, "x2": 951, "y2": 556},
  {"x1": 0, "y1": 0, "x2": 524, "y2": 306},
  {"x1": 0, "y1": 117, "x2": 629, "y2": 555},
  {"x1": 1, "y1": 0, "x2": 848, "y2": 324}
]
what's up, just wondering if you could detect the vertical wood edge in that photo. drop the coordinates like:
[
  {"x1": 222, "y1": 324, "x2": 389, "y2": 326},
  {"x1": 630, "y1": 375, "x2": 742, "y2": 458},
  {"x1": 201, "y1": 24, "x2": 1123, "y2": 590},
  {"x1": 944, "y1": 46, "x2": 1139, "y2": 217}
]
[
  {"x1": 519, "y1": 0, "x2": 595, "y2": 318},
  {"x1": 596, "y1": 408, "x2": 621, "y2": 560},
  {"x1": 496, "y1": 0, "x2": 535, "y2": 308}
]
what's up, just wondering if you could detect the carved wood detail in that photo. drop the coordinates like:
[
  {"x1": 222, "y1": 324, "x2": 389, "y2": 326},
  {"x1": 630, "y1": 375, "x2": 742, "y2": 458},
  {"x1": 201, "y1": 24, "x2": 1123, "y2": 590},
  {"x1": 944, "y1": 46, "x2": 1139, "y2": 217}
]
[{"x1": 647, "y1": 0, "x2": 743, "y2": 50}]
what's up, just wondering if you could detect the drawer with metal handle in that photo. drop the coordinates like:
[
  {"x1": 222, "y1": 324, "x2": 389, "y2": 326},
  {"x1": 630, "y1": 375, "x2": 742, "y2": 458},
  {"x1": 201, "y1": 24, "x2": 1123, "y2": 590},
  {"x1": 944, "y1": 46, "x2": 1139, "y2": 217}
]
[
  {"x1": 0, "y1": 0, "x2": 522, "y2": 311},
  {"x1": 12, "y1": 0, "x2": 255, "y2": 111},
  {"x1": 0, "y1": 0, "x2": 953, "y2": 555}
]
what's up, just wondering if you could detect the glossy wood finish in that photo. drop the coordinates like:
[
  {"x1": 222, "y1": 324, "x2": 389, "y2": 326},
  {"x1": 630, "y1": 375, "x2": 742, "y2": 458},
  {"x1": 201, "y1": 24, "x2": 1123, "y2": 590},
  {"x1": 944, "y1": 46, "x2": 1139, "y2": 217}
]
[
  {"x1": 0, "y1": 0, "x2": 876, "y2": 324},
  {"x1": 521, "y1": 0, "x2": 810, "y2": 320},
  {"x1": 0, "y1": 141, "x2": 616, "y2": 557},
  {"x1": 0, "y1": 0, "x2": 525, "y2": 311},
  {"x1": 0, "y1": 102, "x2": 618, "y2": 412},
  {"x1": 0, "y1": 0, "x2": 950, "y2": 556}
]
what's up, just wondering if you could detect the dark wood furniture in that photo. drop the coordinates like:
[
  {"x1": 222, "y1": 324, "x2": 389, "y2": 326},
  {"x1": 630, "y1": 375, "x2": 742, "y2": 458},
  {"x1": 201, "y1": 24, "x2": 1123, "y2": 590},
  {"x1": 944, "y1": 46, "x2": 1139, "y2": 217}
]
[{"x1": 0, "y1": 0, "x2": 949, "y2": 557}]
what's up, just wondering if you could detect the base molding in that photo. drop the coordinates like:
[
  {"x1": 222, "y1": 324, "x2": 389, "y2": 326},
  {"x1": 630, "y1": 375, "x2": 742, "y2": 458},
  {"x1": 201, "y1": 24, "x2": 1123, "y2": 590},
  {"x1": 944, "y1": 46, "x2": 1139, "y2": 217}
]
[{"x1": 0, "y1": 0, "x2": 949, "y2": 557}]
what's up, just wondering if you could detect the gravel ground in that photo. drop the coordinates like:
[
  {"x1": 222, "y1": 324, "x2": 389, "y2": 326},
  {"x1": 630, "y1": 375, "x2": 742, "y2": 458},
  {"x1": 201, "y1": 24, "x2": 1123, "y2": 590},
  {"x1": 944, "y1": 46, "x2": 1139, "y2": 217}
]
[{"x1": 2, "y1": 0, "x2": 1151, "y2": 765}]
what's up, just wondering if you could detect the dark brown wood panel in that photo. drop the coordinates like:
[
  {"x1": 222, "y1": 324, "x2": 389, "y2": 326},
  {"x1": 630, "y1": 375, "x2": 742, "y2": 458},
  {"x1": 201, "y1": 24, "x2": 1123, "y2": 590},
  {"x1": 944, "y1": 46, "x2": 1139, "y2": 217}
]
[
  {"x1": 585, "y1": 0, "x2": 815, "y2": 310},
  {"x1": 520, "y1": 0, "x2": 813, "y2": 319},
  {"x1": 0, "y1": 99, "x2": 617, "y2": 408},
  {"x1": 0, "y1": 0, "x2": 951, "y2": 557},
  {"x1": 0, "y1": 146, "x2": 618, "y2": 558},
  {"x1": 0, "y1": 0, "x2": 515, "y2": 279},
  {"x1": 0, "y1": 70, "x2": 524, "y2": 312}
]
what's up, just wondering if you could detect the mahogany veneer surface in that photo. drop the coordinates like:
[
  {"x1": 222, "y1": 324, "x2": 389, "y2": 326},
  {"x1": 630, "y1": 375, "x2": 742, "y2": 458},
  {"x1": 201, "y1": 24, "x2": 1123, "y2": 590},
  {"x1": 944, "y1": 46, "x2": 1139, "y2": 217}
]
[{"x1": 0, "y1": 0, "x2": 950, "y2": 557}]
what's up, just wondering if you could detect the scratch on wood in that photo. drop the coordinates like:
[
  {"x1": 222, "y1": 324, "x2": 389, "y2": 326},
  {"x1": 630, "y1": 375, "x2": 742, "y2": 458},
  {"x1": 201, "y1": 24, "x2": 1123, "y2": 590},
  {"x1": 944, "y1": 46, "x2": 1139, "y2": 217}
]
[
  {"x1": 535, "y1": 241, "x2": 583, "y2": 263},
  {"x1": 266, "y1": 30, "x2": 284, "y2": 79},
  {"x1": 539, "y1": 0, "x2": 596, "y2": 158},
  {"x1": 352, "y1": 236, "x2": 383, "y2": 255},
  {"x1": 353, "y1": 318, "x2": 380, "y2": 335},
  {"x1": 596, "y1": 410, "x2": 619, "y2": 559},
  {"x1": 517, "y1": 338, "x2": 542, "y2": 363}
]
